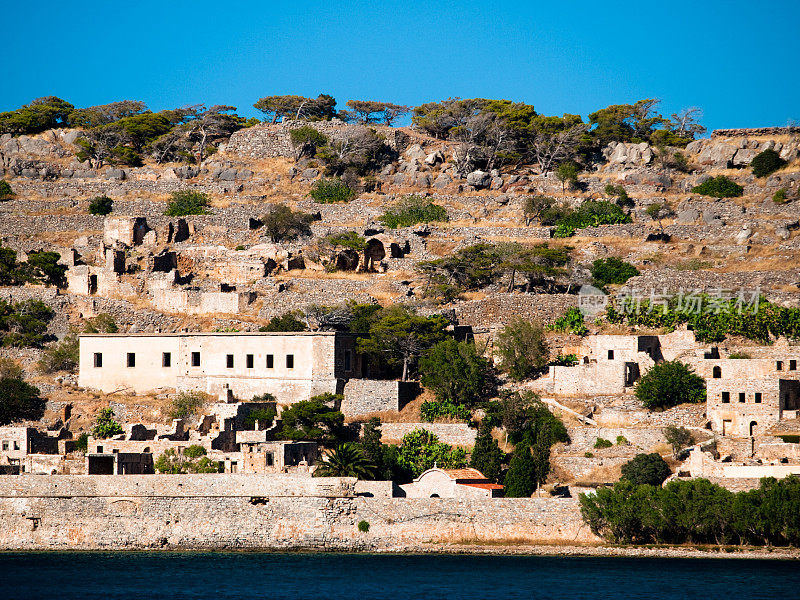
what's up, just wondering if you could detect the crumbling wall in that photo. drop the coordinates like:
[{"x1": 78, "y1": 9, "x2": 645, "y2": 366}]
[{"x1": 341, "y1": 380, "x2": 419, "y2": 416}]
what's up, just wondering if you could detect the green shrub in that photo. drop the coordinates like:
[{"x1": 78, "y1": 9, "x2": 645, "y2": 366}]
[
  {"x1": 88, "y1": 195, "x2": 113, "y2": 215},
  {"x1": 691, "y1": 176, "x2": 743, "y2": 198},
  {"x1": 590, "y1": 257, "x2": 639, "y2": 289},
  {"x1": 604, "y1": 183, "x2": 633, "y2": 207},
  {"x1": 259, "y1": 312, "x2": 306, "y2": 332},
  {"x1": 74, "y1": 432, "x2": 88, "y2": 453},
  {"x1": 183, "y1": 444, "x2": 207, "y2": 459},
  {"x1": 357, "y1": 520, "x2": 370, "y2": 533},
  {"x1": 0, "y1": 377, "x2": 43, "y2": 425},
  {"x1": 584, "y1": 451, "x2": 594, "y2": 458},
  {"x1": 594, "y1": 438, "x2": 613, "y2": 449},
  {"x1": 751, "y1": 149, "x2": 787, "y2": 178},
  {"x1": 495, "y1": 318, "x2": 549, "y2": 381},
  {"x1": 635, "y1": 360, "x2": 706, "y2": 409},
  {"x1": 37, "y1": 335, "x2": 79, "y2": 373},
  {"x1": 553, "y1": 200, "x2": 631, "y2": 237},
  {"x1": 616, "y1": 435, "x2": 629, "y2": 446},
  {"x1": 728, "y1": 351, "x2": 751, "y2": 359},
  {"x1": 550, "y1": 353, "x2": 578, "y2": 367},
  {"x1": 308, "y1": 177, "x2": 355, "y2": 203},
  {"x1": 620, "y1": 453, "x2": 671, "y2": 486},
  {"x1": 379, "y1": 196, "x2": 449, "y2": 228},
  {"x1": 83, "y1": 313, "x2": 118, "y2": 333},
  {"x1": 170, "y1": 391, "x2": 207, "y2": 419},
  {"x1": 289, "y1": 126, "x2": 328, "y2": 157},
  {"x1": 92, "y1": 407, "x2": 123, "y2": 439},
  {"x1": 164, "y1": 190, "x2": 210, "y2": 216},
  {"x1": 420, "y1": 400, "x2": 471, "y2": 422},
  {"x1": 0, "y1": 299, "x2": 54, "y2": 347},
  {"x1": 773, "y1": 188, "x2": 788, "y2": 204},
  {"x1": 550, "y1": 307, "x2": 588, "y2": 336},
  {"x1": 663, "y1": 425, "x2": 695, "y2": 459},
  {"x1": 243, "y1": 407, "x2": 277, "y2": 429},
  {"x1": 0, "y1": 358, "x2": 23, "y2": 380},
  {"x1": 0, "y1": 180, "x2": 14, "y2": 200}
]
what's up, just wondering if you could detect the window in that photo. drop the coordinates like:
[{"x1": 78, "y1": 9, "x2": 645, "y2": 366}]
[
  {"x1": 344, "y1": 350, "x2": 352, "y2": 372},
  {"x1": 97, "y1": 446, "x2": 103, "y2": 453},
  {"x1": 94, "y1": 353, "x2": 103, "y2": 368},
  {"x1": 162, "y1": 352, "x2": 171, "y2": 367},
  {"x1": 191, "y1": 351, "x2": 200, "y2": 367},
  {"x1": 755, "y1": 393, "x2": 762, "y2": 404},
  {"x1": 13, "y1": 441, "x2": 19, "y2": 450},
  {"x1": 2, "y1": 441, "x2": 8, "y2": 451},
  {"x1": 721, "y1": 392, "x2": 730, "y2": 403},
  {"x1": 266, "y1": 354, "x2": 274, "y2": 369},
  {"x1": 777, "y1": 361, "x2": 784, "y2": 371},
  {"x1": 739, "y1": 392, "x2": 746, "y2": 403},
  {"x1": 226, "y1": 354, "x2": 234, "y2": 369},
  {"x1": 246, "y1": 354, "x2": 254, "y2": 369},
  {"x1": 607, "y1": 350, "x2": 614, "y2": 360},
  {"x1": 127, "y1": 353, "x2": 135, "y2": 368},
  {"x1": 286, "y1": 354, "x2": 294, "y2": 369},
  {"x1": 791, "y1": 360, "x2": 797, "y2": 371},
  {"x1": 266, "y1": 452, "x2": 274, "y2": 466},
  {"x1": 712, "y1": 366, "x2": 721, "y2": 379}
]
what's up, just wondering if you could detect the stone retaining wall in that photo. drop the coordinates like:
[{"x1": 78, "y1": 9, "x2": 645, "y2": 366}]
[
  {"x1": 378, "y1": 422, "x2": 477, "y2": 446},
  {"x1": 0, "y1": 474, "x2": 598, "y2": 550}
]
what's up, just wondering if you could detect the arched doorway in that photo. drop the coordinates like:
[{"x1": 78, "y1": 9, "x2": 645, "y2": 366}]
[
  {"x1": 713, "y1": 366, "x2": 721, "y2": 379},
  {"x1": 749, "y1": 421, "x2": 758, "y2": 436}
]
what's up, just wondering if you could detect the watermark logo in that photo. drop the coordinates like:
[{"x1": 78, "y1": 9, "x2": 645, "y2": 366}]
[{"x1": 578, "y1": 284, "x2": 608, "y2": 316}]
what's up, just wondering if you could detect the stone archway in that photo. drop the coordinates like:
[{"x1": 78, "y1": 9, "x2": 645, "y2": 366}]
[{"x1": 364, "y1": 239, "x2": 386, "y2": 271}]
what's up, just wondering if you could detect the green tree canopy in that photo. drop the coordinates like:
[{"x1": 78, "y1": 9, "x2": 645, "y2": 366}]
[
  {"x1": 620, "y1": 453, "x2": 672, "y2": 486},
  {"x1": 469, "y1": 422, "x2": 506, "y2": 483},
  {"x1": 91, "y1": 407, "x2": 123, "y2": 439},
  {"x1": 277, "y1": 394, "x2": 347, "y2": 443},
  {"x1": 635, "y1": 360, "x2": 706, "y2": 409},
  {"x1": 495, "y1": 318, "x2": 549, "y2": 381},
  {"x1": 0, "y1": 377, "x2": 44, "y2": 425},
  {"x1": 314, "y1": 443, "x2": 376, "y2": 479},
  {"x1": 396, "y1": 428, "x2": 467, "y2": 478},
  {"x1": 420, "y1": 339, "x2": 492, "y2": 406}
]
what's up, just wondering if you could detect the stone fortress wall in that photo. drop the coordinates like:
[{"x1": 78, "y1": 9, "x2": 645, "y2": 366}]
[{"x1": 0, "y1": 474, "x2": 598, "y2": 550}]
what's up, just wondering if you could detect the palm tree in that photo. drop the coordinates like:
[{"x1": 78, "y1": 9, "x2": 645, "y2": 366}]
[{"x1": 314, "y1": 443, "x2": 376, "y2": 479}]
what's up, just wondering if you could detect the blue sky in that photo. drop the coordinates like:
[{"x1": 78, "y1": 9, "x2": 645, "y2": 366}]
[{"x1": 2, "y1": 0, "x2": 798, "y2": 132}]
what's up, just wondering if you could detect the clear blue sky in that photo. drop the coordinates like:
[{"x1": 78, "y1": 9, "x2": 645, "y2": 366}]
[{"x1": 2, "y1": 0, "x2": 798, "y2": 132}]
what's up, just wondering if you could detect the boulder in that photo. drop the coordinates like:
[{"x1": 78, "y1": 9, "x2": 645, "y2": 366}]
[
  {"x1": 466, "y1": 170, "x2": 491, "y2": 189},
  {"x1": 175, "y1": 166, "x2": 199, "y2": 179},
  {"x1": 775, "y1": 225, "x2": 791, "y2": 241},
  {"x1": 433, "y1": 173, "x2": 452, "y2": 189},
  {"x1": 735, "y1": 225, "x2": 753, "y2": 245},
  {"x1": 490, "y1": 176, "x2": 504, "y2": 190},
  {"x1": 732, "y1": 148, "x2": 758, "y2": 167},
  {"x1": 104, "y1": 168, "x2": 126, "y2": 181},
  {"x1": 702, "y1": 210, "x2": 724, "y2": 226},
  {"x1": 424, "y1": 151, "x2": 444, "y2": 166},
  {"x1": 403, "y1": 144, "x2": 427, "y2": 160},
  {"x1": 217, "y1": 168, "x2": 238, "y2": 181},
  {"x1": 414, "y1": 173, "x2": 432, "y2": 188},
  {"x1": 697, "y1": 143, "x2": 737, "y2": 168},
  {"x1": 300, "y1": 168, "x2": 319, "y2": 179},
  {"x1": 676, "y1": 209, "x2": 699, "y2": 224}
]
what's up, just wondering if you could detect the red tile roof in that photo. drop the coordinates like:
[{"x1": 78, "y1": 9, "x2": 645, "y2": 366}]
[
  {"x1": 442, "y1": 468, "x2": 486, "y2": 480},
  {"x1": 460, "y1": 483, "x2": 504, "y2": 490}
]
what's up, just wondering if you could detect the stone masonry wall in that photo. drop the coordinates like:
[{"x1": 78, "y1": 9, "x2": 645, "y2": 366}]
[
  {"x1": 341, "y1": 380, "x2": 419, "y2": 416},
  {"x1": 378, "y1": 423, "x2": 478, "y2": 446},
  {"x1": 0, "y1": 474, "x2": 598, "y2": 550}
]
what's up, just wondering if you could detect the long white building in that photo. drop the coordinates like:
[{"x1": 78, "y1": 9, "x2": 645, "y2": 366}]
[{"x1": 78, "y1": 332, "x2": 361, "y2": 403}]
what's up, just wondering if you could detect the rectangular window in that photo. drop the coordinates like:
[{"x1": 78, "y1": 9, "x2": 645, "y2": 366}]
[
  {"x1": 608, "y1": 350, "x2": 615, "y2": 360},
  {"x1": 97, "y1": 446, "x2": 103, "y2": 453},
  {"x1": 266, "y1": 452, "x2": 274, "y2": 466},
  {"x1": 791, "y1": 360, "x2": 797, "y2": 371},
  {"x1": 721, "y1": 392, "x2": 730, "y2": 403},
  {"x1": 266, "y1": 354, "x2": 274, "y2": 369},
  {"x1": 94, "y1": 353, "x2": 103, "y2": 368},
  {"x1": 777, "y1": 361, "x2": 784, "y2": 371},
  {"x1": 127, "y1": 353, "x2": 135, "y2": 368},
  {"x1": 739, "y1": 392, "x2": 746, "y2": 403},
  {"x1": 246, "y1": 354, "x2": 254, "y2": 369},
  {"x1": 162, "y1": 352, "x2": 171, "y2": 367},
  {"x1": 286, "y1": 354, "x2": 294, "y2": 369},
  {"x1": 226, "y1": 354, "x2": 234, "y2": 369},
  {"x1": 344, "y1": 350, "x2": 352, "y2": 372},
  {"x1": 13, "y1": 441, "x2": 19, "y2": 450},
  {"x1": 755, "y1": 393, "x2": 762, "y2": 404},
  {"x1": 2, "y1": 441, "x2": 8, "y2": 451},
  {"x1": 191, "y1": 351, "x2": 200, "y2": 367}
]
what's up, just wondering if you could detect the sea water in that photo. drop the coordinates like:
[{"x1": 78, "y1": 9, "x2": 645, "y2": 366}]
[{"x1": 0, "y1": 552, "x2": 794, "y2": 599}]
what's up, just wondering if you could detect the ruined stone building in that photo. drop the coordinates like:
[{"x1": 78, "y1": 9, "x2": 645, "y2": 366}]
[
  {"x1": 78, "y1": 332, "x2": 362, "y2": 403},
  {"x1": 703, "y1": 357, "x2": 800, "y2": 438},
  {"x1": 531, "y1": 330, "x2": 702, "y2": 396}
]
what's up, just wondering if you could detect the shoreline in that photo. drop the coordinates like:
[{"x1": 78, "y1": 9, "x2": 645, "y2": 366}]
[{"x1": 2, "y1": 544, "x2": 798, "y2": 560}]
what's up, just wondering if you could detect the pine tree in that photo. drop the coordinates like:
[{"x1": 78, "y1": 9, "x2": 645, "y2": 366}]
[
  {"x1": 469, "y1": 423, "x2": 505, "y2": 483},
  {"x1": 503, "y1": 445, "x2": 537, "y2": 497}
]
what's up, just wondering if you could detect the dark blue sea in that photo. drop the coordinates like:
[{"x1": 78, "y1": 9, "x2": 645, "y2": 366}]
[{"x1": 0, "y1": 552, "x2": 795, "y2": 599}]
